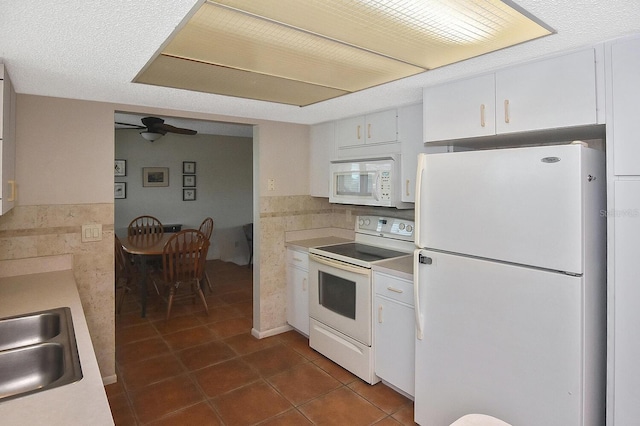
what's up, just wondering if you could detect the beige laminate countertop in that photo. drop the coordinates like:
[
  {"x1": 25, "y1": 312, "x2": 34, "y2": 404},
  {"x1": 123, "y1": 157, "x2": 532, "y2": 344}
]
[
  {"x1": 0, "y1": 268, "x2": 114, "y2": 425},
  {"x1": 372, "y1": 254, "x2": 414, "y2": 281}
]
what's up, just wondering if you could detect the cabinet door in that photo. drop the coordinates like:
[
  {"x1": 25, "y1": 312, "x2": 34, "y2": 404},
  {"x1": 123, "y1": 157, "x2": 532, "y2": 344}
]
[
  {"x1": 309, "y1": 122, "x2": 335, "y2": 197},
  {"x1": 612, "y1": 180, "x2": 640, "y2": 425},
  {"x1": 335, "y1": 115, "x2": 365, "y2": 149},
  {"x1": 1, "y1": 66, "x2": 16, "y2": 215},
  {"x1": 495, "y1": 48, "x2": 597, "y2": 134},
  {"x1": 374, "y1": 295, "x2": 415, "y2": 397},
  {"x1": 287, "y1": 262, "x2": 309, "y2": 336},
  {"x1": 423, "y1": 73, "x2": 496, "y2": 142},
  {"x1": 365, "y1": 109, "x2": 397, "y2": 145},
  {"x1": 610, "y1": 37, "x2": 640, "y2": 175}
]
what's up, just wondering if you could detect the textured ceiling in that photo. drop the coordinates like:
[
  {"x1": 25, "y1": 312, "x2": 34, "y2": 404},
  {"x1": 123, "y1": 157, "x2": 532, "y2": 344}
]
[{"x1": 1, "y1": 0, "x2": 640, "y2": 125}]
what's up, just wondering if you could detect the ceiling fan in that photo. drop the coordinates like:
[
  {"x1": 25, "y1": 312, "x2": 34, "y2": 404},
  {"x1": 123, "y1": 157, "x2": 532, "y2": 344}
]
[{"x1": 115, "y1": 116, "x2": 197, "y2": 141}]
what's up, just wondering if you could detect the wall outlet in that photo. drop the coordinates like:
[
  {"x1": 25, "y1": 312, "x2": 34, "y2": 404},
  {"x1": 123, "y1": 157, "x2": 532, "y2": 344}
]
[{"x1": 81, "y1": 224, "x2": 102, "y2": 242}]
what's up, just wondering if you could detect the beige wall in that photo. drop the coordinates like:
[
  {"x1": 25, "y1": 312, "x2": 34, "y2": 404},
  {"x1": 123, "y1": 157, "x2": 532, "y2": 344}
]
[{"x1": 0, "y1": 94, "x2": 316, "y2": 381}]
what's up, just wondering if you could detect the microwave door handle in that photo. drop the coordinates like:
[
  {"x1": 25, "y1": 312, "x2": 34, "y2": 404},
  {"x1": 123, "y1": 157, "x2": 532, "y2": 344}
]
[{"x1": 372, "y1": 171, "x2": 381, "y2": 201}]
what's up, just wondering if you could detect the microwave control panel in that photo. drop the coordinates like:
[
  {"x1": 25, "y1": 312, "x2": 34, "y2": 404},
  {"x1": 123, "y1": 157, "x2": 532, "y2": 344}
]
[{"x1": 379, "y1": 171, "x2": 391, "y2": 201}]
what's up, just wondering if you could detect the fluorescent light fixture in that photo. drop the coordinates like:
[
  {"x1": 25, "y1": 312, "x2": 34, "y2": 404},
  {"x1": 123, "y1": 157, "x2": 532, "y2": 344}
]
[{"x1": 134, "y1": 0, "x2": 553, "y2": 106}]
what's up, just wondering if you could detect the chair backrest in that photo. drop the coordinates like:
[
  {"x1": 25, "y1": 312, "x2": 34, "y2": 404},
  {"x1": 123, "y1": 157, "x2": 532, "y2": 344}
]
[
  {"x1": 115, "y1": 237, "x2": 133, "y2": 279},
  {"x1": 198, "y1": 217, "x2": 214, "y2": 240},
  {"x1": 243, "y1": 223, "x2": 253, "y2": 245},
  {"x1": 128, "y1": 215, "x2": 164, "y2": 237},
  {"x1": 161, "y1": 229, "x2": 209, "y2": 283}
]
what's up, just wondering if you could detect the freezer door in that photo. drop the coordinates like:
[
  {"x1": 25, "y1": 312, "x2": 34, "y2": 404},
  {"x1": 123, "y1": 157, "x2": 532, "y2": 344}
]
[
  {"x1": 416, "y1": 144, "x2": 601, "y2": 274},
  {"x1": 414, "y1": 250, "x2": 586, "y2": 426}
]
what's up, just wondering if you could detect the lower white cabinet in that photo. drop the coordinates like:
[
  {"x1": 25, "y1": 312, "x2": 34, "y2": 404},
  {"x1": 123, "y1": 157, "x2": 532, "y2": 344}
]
[
  {"x1": 374, "y1": 271, "x2": 415, "y2": 397},
  {"x1": 286, "y1": 248, "x2": 309, "y2": 336}
]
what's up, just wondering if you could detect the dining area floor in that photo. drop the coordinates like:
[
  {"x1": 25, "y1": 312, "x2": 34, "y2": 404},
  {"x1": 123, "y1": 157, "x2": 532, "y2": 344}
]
[{"x1": 106, "y1": 260, "x2": 417, "y2": 425}]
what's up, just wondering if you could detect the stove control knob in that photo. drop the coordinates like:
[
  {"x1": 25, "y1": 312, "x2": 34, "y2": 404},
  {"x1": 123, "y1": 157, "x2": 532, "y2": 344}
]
[
  {"x1": 399, "y1": 223, "x2": 405, "y2": 230},
  {"x1": 364, "y1": 218, "x2": 370, "y2": 226},
  {"x1": 358, "y1": 218, "x2": 365, "y2": 226},
  {"x1": 406, "y1": 225, "x2": 413, "y2": 233}
]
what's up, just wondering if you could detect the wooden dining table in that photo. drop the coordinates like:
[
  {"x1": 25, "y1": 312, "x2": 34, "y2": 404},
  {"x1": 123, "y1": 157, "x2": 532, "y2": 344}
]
[{"x1": 116, "y1": 229, "x2": 174, "y2": 317}]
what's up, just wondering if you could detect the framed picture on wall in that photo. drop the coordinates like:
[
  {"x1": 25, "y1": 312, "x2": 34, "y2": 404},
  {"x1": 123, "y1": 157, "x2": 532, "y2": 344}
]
[
  {"x1": 114, "y1": 159, "x2": 126, "y2": 177},
  {"x1": 183, "y1": 188, "x2": 196, "y2": 201},
  {"x1": 143, "y1": 167, "x2": 169, "y2": 187},
  {"x1": 183, "y1": 161, "x2": 196, "y2": 174},
  {"x1": 114, "y1": 182, "x2": 126, "y2": 199},
  {"x1": 183, "y1": 175, "x2": 196, "y2": 187}
]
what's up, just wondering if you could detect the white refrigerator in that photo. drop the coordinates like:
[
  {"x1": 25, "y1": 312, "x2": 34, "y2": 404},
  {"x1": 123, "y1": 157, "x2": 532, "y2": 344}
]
[{"x1": 413, "y1": 144, "x2": 606, "y2": 426}]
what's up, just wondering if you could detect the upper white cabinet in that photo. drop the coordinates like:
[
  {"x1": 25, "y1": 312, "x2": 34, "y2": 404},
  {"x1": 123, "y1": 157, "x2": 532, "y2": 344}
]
[
  {"x1": 309, "y1": 121, "x2": 335, "y2": 198},
  {"x1": 609, "y1": 36, "x2": 640, "y2": 176},
  {"x1": 336, "y1": 109, "x2": 397, "y2": 150},
  {"x1": 424, "y1": 48, "x2": 600, "y2": 143},
  {"x1": 0, "y1": 64, "x2": 16, "y2": 215},
  {"x1": 423, "y1": 73, "x2": 496, "y2": 142}
]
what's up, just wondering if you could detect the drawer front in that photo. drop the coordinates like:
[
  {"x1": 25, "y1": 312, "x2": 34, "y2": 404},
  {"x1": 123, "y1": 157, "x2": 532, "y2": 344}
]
[
  {"x1": 286, "y1": 248, "x2": 309, "y2": 270},
  {"x1": 374, "y1": 272, "x2": 414, "y2": 306}
]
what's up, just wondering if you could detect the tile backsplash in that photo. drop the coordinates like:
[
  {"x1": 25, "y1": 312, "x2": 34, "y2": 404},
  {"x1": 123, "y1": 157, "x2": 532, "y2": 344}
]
[{"x1": 0, "y1": 204, "x2": 115, "y2": 380}]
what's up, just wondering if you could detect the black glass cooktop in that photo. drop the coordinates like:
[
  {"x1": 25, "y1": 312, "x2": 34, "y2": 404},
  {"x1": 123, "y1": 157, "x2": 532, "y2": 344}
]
[{"x1": 314, "y1": 242, "x2": 407, "y2": 262}]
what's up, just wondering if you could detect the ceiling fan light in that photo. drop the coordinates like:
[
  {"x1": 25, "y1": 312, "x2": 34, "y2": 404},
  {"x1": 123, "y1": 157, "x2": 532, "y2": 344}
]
[{"x1": 140, "y1": 131, "x2": 163, "y2": 142}]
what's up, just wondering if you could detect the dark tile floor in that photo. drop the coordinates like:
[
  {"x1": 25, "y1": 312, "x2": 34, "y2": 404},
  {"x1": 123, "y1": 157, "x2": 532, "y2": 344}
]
[{"x1": 106, "y1": 260, "x2": 416, "y2": 425}]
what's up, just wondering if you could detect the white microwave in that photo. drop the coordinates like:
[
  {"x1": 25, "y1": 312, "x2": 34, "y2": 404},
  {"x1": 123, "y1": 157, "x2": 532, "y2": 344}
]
[{"x1": 329, "y1": 157, "x2": 412, "y2": 209}]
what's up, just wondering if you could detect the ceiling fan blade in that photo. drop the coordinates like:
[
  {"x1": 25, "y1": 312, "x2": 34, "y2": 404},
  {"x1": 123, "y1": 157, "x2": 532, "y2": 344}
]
[
  {"x1": 141, "y1": 116, "x2": 197, "y2": 135},
  {"x1": 157, "y1": 123, "x2": 197, "y2": 135},
  {"x1": 115, "y1": 121, "x2": 145, "y2": 129}
]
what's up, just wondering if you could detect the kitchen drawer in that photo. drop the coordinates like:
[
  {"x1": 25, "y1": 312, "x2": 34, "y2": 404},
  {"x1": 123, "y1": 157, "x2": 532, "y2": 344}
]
[
  {"x1": 374, "y1": 272, "x2": 414, "y2": 306},
  {"x1": 286, "y1": 248, "x2": 309, "y2": 270}
]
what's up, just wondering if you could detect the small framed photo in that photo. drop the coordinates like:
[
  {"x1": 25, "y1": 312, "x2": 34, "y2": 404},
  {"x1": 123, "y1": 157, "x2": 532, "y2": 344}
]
[
  {"x1": 183, "y1": 161, "x2": 196, "y2": 174},
  {"x1": 183, "y1": 175, "x2": 196, "y2": 187},
  {"x1": 114, "y1": 182, "x2": 126, "y2": 199},
  {"x1": 183, "y1": 188, "x2": 196, "y2": 201},
  {"x1": 143, "y1": 167, "x2": 169, "y2": 187},
  {"x1": 114, "y1": 159, "x2": 126, "y2": 177}
]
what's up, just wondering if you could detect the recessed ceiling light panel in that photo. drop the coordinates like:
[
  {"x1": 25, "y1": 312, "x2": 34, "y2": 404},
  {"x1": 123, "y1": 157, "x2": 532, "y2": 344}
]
[{"x1": 134, "y1": 0, "x2": 553, "y2": 106}]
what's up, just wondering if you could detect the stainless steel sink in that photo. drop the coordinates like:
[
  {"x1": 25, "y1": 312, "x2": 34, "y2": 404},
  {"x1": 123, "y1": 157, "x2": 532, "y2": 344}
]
[
  {"x1": 0, "y1": 311, "x2": 61, "y2": 351},
  {"x1": 0, "y1": 308, "x2": 83, "y2": 402}
]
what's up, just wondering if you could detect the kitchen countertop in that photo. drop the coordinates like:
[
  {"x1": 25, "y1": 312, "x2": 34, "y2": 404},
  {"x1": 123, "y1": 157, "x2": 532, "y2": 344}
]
[
  {"x1": 372, "y1": 254, "x2": 414, "y2": 281},
  {"x1": 0, "y1": 259, "x2": 114, "y2": 425}
]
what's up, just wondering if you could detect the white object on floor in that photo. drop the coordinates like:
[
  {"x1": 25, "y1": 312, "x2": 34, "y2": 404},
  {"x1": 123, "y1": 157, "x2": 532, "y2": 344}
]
[{"x1": 450, "y1": 414, "x2": 512, "y2": 426}]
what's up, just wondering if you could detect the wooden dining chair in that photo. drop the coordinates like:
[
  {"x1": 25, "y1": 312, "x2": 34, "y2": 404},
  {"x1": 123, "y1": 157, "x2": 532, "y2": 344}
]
[
  {"x1": 243, "y1": 223, "x2": 253, "y2": 268},
  {"x1": 198, "y1": 217, "x2": 214, "y2": 292},
  {"x1": 115, "y1": 236, "x2": 138, "y2": 314},
  {"x1": 127, "y1": 215, "x2": 164, "y2": 237},
  {"x1": 151, "y1": 229, "x2": 210, "y2": 320}
]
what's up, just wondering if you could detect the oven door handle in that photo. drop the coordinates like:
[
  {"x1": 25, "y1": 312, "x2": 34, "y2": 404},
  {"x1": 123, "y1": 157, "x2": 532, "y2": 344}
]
[{"x1": 309, "y1": 254, "x2": 371, "y2": 276}]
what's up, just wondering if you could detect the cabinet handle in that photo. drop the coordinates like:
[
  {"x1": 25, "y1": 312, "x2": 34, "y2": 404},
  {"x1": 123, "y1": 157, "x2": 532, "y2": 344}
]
[
  {"x1": 367, "y1": 123, "x2": 371, "y2": 139},
  {"x1": 406, "y1": 179, "x2": 410, "y2": 197},
  {"x1": 504, "y1": 99, "x2": 510, "y2": 124},
  {"x1": 378, "y1": 304, "x2": 383, "y2": 323},
  {"x1": 480, "y1": 104, "x2": 486, "y2": 127},
  {"x1": 302, "y1": 277, "x2": 307, "y2": 291},
  {"x1": 387, "y1": 286, "x2": 403, "y2": 294},
  {"x1": 7, "y1": 180, "x2": 16, "y2": 202},
  {"x1": 292, "y1": 257, "x2": 303, "y2": 262},
  {"x1": 357, "y1": 125, "x2": 361, "y2": 140}
]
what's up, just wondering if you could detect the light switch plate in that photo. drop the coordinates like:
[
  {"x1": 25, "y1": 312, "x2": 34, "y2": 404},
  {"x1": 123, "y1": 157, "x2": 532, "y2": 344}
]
[{"x1": 81, "y1": 224, "x2": 102, "y2": 242}]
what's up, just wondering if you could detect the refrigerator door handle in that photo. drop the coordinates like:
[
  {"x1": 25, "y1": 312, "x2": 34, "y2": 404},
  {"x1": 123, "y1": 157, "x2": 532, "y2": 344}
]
[
  {"x1": 414, "y1": 249, "x2": 424, "y2": 340},
  {"x1": 414, "y1": 154, "x2": 427, "y2": 247}
]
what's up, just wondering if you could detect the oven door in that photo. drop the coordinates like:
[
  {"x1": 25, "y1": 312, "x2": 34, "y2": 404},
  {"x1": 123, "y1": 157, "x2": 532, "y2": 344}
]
[{"x1": 309, "y1": 253, "x2": 372, "y2": 346}]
